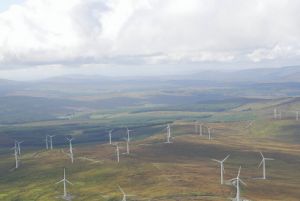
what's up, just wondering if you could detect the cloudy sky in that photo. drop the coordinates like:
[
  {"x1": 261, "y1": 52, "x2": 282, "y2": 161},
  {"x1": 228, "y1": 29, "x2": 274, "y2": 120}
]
[{"x1": 0, "y1": 0, "x2": 300, "y2": 80}]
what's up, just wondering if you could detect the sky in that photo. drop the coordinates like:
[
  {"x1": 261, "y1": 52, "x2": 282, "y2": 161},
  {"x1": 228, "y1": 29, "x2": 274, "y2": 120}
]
[{"x1": 0, "y1": 0, "x2": 300, "y2": 80}]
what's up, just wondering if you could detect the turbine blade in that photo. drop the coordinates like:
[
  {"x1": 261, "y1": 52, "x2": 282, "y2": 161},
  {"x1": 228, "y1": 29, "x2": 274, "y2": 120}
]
[
  {"x1": 211, "y1": 159, "x2": 221, "y2": 163},
  {"x1": 259, "y1": 150, "x2": 264, "y2": 159},
  {"x1": 118, "y1": 185, "x2": 125, "y2": 195},
  {"x1": 66, "y1": 180, "x2": 74, "y2": 186},
  {"x1": 265, "y1": 158, "x2": 274, "y2": 160},
  {"x1": 258, "y1": 159, "x2": 264, "y2": 167},
  {"x1": 239, "y1": 179, "x2": 247, "y2": 187},
  {"x1": 229, "y1": 178, "x2": 237, "y2": 182},
  {"x1": 56, "y1": 179, "x2": 64, "y2": 184},
  {"x1": 238, "y1": 166, "x2": 241, "y2": 178},
  {"x1": 222, "y1": 155, "x2": 230, "y2": 162}
]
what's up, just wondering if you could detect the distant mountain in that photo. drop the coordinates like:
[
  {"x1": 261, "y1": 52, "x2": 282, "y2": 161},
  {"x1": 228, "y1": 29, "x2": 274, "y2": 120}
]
[
  {"x1": 51, "y1": 65, "x2": 300, "y2": 82},
  {"x1": 0, "y1": 78, "x2": 19, "y2": 85},
  {"x1": 183, "y1": 65, "x2": 300, "y2": 81}
]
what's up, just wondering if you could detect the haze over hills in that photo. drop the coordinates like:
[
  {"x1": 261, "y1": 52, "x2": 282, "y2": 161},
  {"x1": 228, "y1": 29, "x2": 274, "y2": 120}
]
[
  {"x1": 37, "y1": 65, "x2": 300, "y2": 83},
  {"x1": 0, "y1": 65, "x2": 300, "y2": 85}
]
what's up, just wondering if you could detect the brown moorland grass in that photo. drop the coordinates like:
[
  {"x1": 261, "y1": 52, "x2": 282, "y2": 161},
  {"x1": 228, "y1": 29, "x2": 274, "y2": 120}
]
[{"x1": 0, "y1": 120, "x2": 300, "y2": 200}]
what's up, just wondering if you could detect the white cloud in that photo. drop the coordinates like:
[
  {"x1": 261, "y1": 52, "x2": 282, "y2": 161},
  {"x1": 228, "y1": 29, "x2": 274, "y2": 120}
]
[{"x1": 0, "y1": 0, "x2": 300, "y2": 73}]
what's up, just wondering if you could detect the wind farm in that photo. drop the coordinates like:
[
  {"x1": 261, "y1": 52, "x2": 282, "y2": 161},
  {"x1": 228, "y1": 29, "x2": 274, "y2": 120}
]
[
  {"x1": 2, "y1": 0, "x2": 300, "y2": 200},
  {"x1": 1, "y1": 68, "x2": 300, "y2": 201}
]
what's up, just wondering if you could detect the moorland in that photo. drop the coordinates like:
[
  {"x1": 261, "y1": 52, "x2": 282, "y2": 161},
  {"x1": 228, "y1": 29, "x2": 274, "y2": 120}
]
[{"x1": 1, "y1": 66, "x2": 300, "y2": 201}]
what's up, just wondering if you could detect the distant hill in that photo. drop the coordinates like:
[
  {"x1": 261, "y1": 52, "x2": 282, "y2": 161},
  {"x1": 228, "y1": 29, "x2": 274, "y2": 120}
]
[{"x1": 50, "y1": 65, "x2": 300, "y2": 82}]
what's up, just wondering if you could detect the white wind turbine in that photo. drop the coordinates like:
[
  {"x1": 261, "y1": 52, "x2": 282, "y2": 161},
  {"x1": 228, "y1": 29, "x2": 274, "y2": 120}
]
[
  {"x1": 15, "y1": 140, "x2": 23, "y2": 155},
  {"x1": 48, "y1": 135, "x2": 55, "y2": 149},
  {"x1": 106, "y1": 129, "x2": 114, "y2": 144},
  {"x1": 114, "y1": 143, "x2": 123, "y2": 163},
  {"x1": 56, "y1": 168, "x2": 74, "y2": 197},
  {"x1": 208, "y1": 127, "x2": 213, "y2": 140},
  {"x1": 118, "y1": 185, "x2": 136, "y2": 201},
  {"x1": 11, "y1": 142, "x2": 19, "y2": 169},
  {"x1": 123, "y1": 137, "x2": 132, "y2": 154},
  {"x1": 229, "y1": 166, "x2": 247, "y2": 201},
  {"x1": 199, "y1": 124, "x2": 203, "y2": 136},
  {"x1": 43, "y1": 134, "x2": 50, "y2": 149},
  {"x1": 67, "y1": 138, "x2": 75, "y2": 163},
  {"x1": 165, "y1": 124, "x2": 171, "y2": 143},
  {"x1": 126, "y1": 127, "x2": 133, "y2": 141},
  {"x1": 211, "y1": 155, "x2": 230, "y2": 184},
  {"x1": 259, "y1": 150, "x2": 274, "y2": 179},
  {"x1": 296, "y1": 110, "x2": 298, "y2": 121},
  {"x1": 195, "y1": 121, "x2": 198, "y2": 132}
]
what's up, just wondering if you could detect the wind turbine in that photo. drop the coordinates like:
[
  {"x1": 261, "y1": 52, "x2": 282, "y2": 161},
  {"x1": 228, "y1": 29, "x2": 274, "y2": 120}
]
[
  {"x1": 296, "y1": 110, "x2": 298, "y2": 121},
  {"x1": 15, "y1": 140, "x2": 23, "y2": 155},
  {"x1": 274, "y1": 108, "x2": 276, "y2": 118},
  {"x1": 208, "y1": 127, "x2": 213, "y2": 140},
  {"x1": 48, "y1": 135, "x2": 55, "y2": 149},
  {"x1": 126, "y1": 127, "x2": 133, "y2": 141},
  {"x1": 106, "y1": 129, "x2": 114, "y2": 144},
  {"x1": 43, "y1": 134, "x2": 50, "y2": 149},
  {"x1": 259, "y1": 151, "x2": 274, "y2": 179},
  {"x1": 67, "y1": 138, "x2": 75, "y2": 163},
  {"x1": 211, "y1": 155, "x2": 230, "y2": 184},
  {"x1": 195, "y1": 121, "x2": 198, "y2": 132},
  {"x1": 11, "y1": 143, "x2": 19, "y2": 169},
  {"x1": 199, "y1": 124, "x2": 203, "y2": 136},
  {"x1": 123, "y1": 137, "x2": 132, "y2": 154},
  {"x1": 118, "y1": 185, "x2": 136, "y2": 201},
  {"x1": 114, "y1": 143, "x2": 123, "y2": 163},
  {"x1": 229, "y1": 166, "x2": 247, "y2": 201},
  {"x1": 56, "y1": 168, "x2": 74, "y2": 197},
  {"x1": 165, "y1": 124, "x2": 171, "y2": 143}
]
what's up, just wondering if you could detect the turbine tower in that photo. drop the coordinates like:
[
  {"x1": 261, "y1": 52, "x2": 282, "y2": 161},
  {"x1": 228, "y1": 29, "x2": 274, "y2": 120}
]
[
  {"x1": 15, "y1": 140, "x2": 23, "y2": 155},
  {"x1": 274, "y1": 108, "x2": 276, "y2": 118},
  {"x1": 296, "y1": 110, "x2": 298, "y2": 121},
  {"x1": 195, "y1": 121, "x2": 198, "y2": 132},
  {"x1": 43, "y1": 134, "x2": 50, "y2": 149},
  {"x1": 67, "y1": 138, "x2": 75, "y2": 163},
  {"x1": 229, "y1": 166, "x2": 247, "y2": 201},
  {"x1": 48, "y1": 135, "x2": 55, "y2": 149},
  {"x1": 199, "y1": 124, "x2": 203, "y2": 136},
  {"x1": 259, "y1": 151, "x2": 274, "y2": 179},
  {"x1": 11, "y1": 143, "x2": 19, "y2": 169},
  {"x1": 118, "y1": 185, "x2": 136, "y2": 201},
  {"x1": 56, "y1": 168, "x2": 74, "y2": 197},
  {"x1": 114, "y1": 143, "x2": 123, "y2": 163},
  {"x1": 211, "y1": 155, "x2": 230, "y2": 184},
  {"x1": 123, "y1": 137, "x2": 132, "y2": 154},
  {"x1": 106, "y1": 129, "x2": 114, "y2": 144}
]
